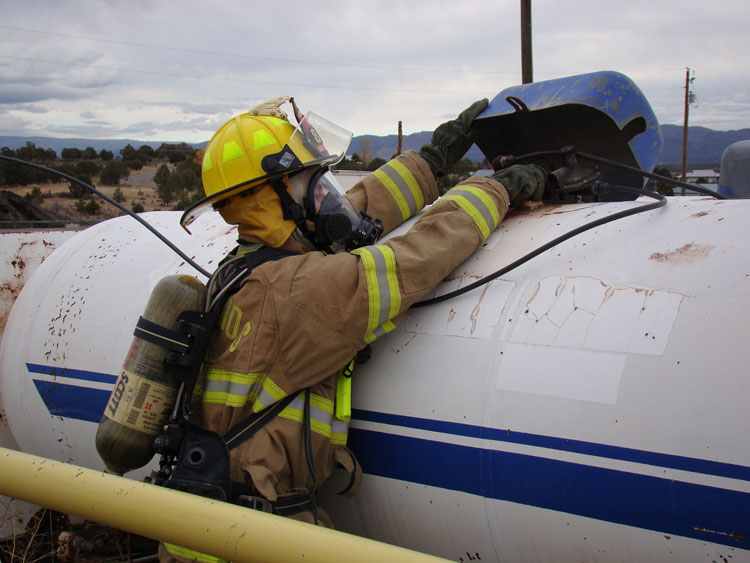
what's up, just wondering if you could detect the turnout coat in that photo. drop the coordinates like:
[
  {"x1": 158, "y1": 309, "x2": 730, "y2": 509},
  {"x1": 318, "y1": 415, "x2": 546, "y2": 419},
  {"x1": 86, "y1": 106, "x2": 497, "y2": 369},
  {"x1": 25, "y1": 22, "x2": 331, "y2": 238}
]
[{"x1": 195, "y1": 150, "x2": 510, "y2": 523}]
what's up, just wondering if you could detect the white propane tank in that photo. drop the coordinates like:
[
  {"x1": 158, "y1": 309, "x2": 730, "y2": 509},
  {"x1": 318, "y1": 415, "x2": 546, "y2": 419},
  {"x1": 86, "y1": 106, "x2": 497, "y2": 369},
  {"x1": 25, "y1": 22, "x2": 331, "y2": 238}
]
[{"x1": 1, "y1": 199, "x2": 748, "y2": 563}]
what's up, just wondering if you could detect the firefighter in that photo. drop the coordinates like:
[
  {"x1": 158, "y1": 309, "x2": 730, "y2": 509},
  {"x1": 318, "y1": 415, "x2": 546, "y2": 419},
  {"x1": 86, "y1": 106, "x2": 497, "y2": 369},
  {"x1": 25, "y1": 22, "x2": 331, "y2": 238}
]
[{"x1": 161, "y1": 96, "x2": 545, "y2": 562}]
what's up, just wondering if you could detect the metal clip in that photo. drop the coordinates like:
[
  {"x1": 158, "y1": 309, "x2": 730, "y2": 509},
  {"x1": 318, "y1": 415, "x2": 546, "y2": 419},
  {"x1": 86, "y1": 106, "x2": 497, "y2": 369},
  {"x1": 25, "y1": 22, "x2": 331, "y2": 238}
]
[{"x1": 237, "y1": 495, "x2": 273, "y2": 513}]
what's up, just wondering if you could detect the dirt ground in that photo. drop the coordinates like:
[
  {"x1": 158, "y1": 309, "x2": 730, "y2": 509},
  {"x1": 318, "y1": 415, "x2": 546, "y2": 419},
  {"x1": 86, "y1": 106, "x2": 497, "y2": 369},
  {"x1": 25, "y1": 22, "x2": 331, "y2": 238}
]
[{"x1": 3, "y1": 163, "x2": 171, "y2": 222}]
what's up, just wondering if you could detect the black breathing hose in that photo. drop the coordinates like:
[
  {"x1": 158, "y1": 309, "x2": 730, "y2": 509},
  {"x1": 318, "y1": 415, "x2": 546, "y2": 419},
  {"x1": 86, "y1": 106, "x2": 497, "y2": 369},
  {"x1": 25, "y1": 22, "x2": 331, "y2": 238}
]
[{"x1": 0, "y1": 154, "x2": 211, "y2": 278}]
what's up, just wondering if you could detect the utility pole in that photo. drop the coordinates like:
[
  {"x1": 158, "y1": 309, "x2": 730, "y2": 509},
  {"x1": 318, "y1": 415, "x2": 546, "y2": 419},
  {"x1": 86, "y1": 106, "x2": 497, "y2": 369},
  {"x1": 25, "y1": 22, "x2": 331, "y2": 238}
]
[
  {"x1": 521, "y1": 0, "x2": 533, "y2": 84},
  {"x1": 680, "y1": 67, "x2": 695, "y2": 193}
]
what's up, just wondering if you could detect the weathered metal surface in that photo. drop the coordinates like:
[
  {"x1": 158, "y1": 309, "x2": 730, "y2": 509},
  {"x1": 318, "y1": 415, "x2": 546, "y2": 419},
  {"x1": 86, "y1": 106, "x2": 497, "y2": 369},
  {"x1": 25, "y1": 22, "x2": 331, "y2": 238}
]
[
  {"x1": 0, "y1": 229, "x2": 78, "y2": 341},
  {"x1": 1, "y1": 199, "x2": 749, "y2": 561}
]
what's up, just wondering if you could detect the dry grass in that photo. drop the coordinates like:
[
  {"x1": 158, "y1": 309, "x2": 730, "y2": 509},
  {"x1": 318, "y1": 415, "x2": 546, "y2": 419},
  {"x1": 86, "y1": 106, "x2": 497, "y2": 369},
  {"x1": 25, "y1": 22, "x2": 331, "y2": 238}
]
[
  {"x1": 0, "y1": 503, "x2": 157, "y2": 562},
  {"x1": 3, "y1": 163, "x2": 171, "y2": 223}
]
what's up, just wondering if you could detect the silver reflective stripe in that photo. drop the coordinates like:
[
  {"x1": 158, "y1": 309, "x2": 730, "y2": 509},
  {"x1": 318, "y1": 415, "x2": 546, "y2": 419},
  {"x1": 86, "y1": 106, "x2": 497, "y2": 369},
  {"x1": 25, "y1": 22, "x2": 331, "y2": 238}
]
[
  {"x1": 351, "y1": 245, "x2": 400, "y2": 344},
  {"x1": 203, "y1": 378, "x2": 261, "y2": 398},
  {"x1": 379, "y1": 162, "x2": 419, "y2": 217},
  {"x1": 331, "y1": 419, "x2": 349, "y2": 445},
  {"x1": 448, "y1": 187, "x2": 498, "y2": 236},
  {"x1": 369, "y1": 246, "x2": 393, "y2": 332}
]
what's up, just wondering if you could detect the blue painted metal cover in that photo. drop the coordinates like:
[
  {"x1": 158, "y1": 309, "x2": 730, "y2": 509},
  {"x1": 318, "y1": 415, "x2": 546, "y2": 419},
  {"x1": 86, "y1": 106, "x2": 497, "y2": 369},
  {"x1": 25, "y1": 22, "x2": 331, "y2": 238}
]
[{"x1": 473, "y1": 71, "x2": 663, "y2": 197}]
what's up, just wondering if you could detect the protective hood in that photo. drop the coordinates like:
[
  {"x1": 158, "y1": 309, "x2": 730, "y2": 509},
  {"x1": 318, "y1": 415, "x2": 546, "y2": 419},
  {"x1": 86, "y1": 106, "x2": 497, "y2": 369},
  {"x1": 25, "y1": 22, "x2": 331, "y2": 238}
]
[{"x1": 217, "y1": 179, "x2": 297, "y2": 248}]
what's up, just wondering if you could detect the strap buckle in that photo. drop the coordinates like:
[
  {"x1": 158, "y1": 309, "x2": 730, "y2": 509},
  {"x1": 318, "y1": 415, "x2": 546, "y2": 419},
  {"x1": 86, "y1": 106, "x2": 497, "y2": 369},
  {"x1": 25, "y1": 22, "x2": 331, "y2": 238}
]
[{"x1": 236, "y1": 495, "x2": 273, "y2": 513}]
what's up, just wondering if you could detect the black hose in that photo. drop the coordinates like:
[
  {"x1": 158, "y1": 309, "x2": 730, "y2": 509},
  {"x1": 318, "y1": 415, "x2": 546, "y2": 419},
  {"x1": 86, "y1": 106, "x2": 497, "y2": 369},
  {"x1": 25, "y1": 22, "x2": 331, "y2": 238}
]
[
  {"x1": 412, "y1": 183, "x2": 667, "y2": 308},
  {"x1": 0, "y1": 155, "x2": 212, "y2": 278},
  {"x1": 576, "y1": 151, "x2": 727, "y2": 200},
  {"x1": 495, "y1": 148, "x2": 726, "y2": 200}
]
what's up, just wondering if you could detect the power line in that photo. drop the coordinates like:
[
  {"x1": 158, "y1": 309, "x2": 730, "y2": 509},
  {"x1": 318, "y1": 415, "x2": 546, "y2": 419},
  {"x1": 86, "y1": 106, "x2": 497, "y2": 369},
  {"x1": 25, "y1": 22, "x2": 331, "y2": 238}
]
[
  {"x1": 0, "y1": 55, "x2": 491, "y2": 95},
  {"x1": 0, "y1": 24, "x2": 520, "y2": 76}
]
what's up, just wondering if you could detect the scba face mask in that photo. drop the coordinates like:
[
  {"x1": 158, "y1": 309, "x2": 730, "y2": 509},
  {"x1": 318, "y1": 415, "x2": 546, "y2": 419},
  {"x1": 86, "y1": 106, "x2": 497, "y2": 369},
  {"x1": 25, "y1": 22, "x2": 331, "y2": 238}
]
[{"x1": 304, "y1": 168, "x2": 382, "y2": 251}]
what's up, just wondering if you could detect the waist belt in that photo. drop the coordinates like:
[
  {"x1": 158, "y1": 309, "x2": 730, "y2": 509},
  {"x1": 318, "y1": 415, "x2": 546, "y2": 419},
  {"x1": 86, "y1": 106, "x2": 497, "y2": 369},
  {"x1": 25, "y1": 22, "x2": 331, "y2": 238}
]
[{"x1": 234, "y1": 484, "x2": 314, "y2": 517}]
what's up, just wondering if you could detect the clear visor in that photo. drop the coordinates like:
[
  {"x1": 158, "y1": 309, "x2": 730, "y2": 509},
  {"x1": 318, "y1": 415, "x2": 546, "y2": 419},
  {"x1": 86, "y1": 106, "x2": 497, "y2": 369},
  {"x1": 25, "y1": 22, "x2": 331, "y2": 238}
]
[
  {"x1": 289, "y1": 112, "x2": 353, "y2": 167},
  {"x1": 310, "y1": 170, "x2": 362, "y2": 224}
]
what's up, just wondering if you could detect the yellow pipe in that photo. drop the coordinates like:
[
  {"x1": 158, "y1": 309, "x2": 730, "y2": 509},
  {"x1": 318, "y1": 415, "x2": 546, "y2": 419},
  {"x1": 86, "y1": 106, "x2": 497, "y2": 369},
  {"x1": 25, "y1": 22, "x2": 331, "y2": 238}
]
[{"x1": 0, "y1": 447, "x2": 449, "y2": 563}]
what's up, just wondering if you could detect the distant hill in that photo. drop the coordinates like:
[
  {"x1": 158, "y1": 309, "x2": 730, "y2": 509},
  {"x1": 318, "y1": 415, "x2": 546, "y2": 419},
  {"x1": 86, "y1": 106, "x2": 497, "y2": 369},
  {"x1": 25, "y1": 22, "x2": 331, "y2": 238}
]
[
  {"x1": 658, "y1": 125, "x2": 750, "y2": 166},
  {"x1": 0, "y1": 136, "x2": 207, "y2": 155},
  {"x1": 350, "y1": 125, "x2": 750, "y2": 167},
  {"x1": 3, "y1": 124, "x2": 750, "y2": 167}
]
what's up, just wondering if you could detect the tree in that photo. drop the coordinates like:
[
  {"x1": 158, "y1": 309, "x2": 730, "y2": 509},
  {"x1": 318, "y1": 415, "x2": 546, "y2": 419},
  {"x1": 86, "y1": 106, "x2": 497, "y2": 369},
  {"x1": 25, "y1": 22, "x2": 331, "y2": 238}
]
[
  {"x1": 154, "y1": 163, "x2": 171, "y2": 188},
  {"x1": 366, "y1": 157, "x2": 386, "y2": 171},
  {"x1": 651, "y1": 167, "x2": 674, "y2": 196},
  {"x1": 61, "y1": 147, "x2": 82, "y2": 160},
  {"x1": 76, "y1": 160, "x2": 100, "y2": 179},
  {"x1": 81, "y1": 146, "x2": 97, "y2": 160},
  {"x1": 113, "y1": 188, "x2": 126, "y2": 203},
  {"x1": 15, "y1": 142, "x2": 37, "y2": 161},
  {"x1": 100, "y1": 161, "x2": 129, "y2": 186},
  {"x1": 157, "y1": 142, "x2": 193, "y2": 164},
  {"x1": 69, "y1": 172, "x2": 92, "y2": 199},
  {"x1": 25, "y1": 186, "x2": 44, "y2": 203},
  {"x1": 120, "y1": 144, "x2": 137, "y2": 161},
  {"x1": 75, "y1": 198, "x2": 100, "y2": 215},
  {"x1": 132, "y1": 202, "x2": 145, "y2": 213},
  {"x1": 137, "y1": 145, "x2": 156, "y2": 163},
  {"x1": 99, "y1": 149, "x2": 114, "y2": 161}
]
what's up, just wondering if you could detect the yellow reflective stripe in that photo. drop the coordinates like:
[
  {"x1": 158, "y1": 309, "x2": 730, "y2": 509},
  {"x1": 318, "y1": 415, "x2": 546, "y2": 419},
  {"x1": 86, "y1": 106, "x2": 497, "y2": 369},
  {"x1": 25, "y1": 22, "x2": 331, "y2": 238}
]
[
  {"x1": 277, "y1": 391, "x2": 336, "y2": 438},
  {"x1": 254, "y1": 375, "x2": 287, "y2": 412},
  {"x1": 163, "y1": 543, "x2": 226, "y2": 563},
  {"x1": 388, "y1": 159, "x2": 424, "y2": 211},
  {"x1": 237, "y1": 242, "x2": 263, "y2": 255},
  {"x1": 351, "y1": 245, "x2": 401, "y2": 344},
  {"x1": 202, "y1": 369, "x2": 264, "y2": 407},
  {"x1": 331, "y1": 420, "x2": 349, "y2": 445},
  {"x1": 253, "y1": 129, "x2": 277, "y2": 150},
  {"x1": 443, "y1": 185, "x2": 500, "y2": 239},
  {"x1": 460, "y1": 185, "x2": 501, "y2": 227},
  {"x1": 372, "y1": 168, "x2": 409, "y2": 220},
  {"x1": 372, "y1": 159, "x2": 424, "y2": 221},
  {"x1": 202, "y1": 151, "x2": 212, "y2": 172},
  {"x1": 222, "y1": 140, "x2": 244, "y2": 163}
]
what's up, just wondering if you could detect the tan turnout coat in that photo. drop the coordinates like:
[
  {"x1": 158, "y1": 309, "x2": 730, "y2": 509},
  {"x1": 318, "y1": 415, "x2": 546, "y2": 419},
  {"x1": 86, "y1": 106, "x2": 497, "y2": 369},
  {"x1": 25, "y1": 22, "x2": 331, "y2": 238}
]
[{"x1": 196, "y1": 151, "x2": 510, "y2": 523}]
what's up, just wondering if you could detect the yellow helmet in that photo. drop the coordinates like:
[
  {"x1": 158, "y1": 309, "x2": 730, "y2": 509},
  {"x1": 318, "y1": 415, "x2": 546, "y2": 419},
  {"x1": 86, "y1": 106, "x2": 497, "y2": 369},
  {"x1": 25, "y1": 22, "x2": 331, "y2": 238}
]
[{"x1": 180, "y1": 97, "x2": 353, "y2": 242}]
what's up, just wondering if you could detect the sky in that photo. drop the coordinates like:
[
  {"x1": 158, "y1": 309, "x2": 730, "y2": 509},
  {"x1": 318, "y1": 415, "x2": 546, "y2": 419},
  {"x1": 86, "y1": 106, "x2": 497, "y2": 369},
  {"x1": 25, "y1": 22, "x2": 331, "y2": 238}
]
[{"x1": 1, "y1": 0, "x2": 749, "y2": 144}]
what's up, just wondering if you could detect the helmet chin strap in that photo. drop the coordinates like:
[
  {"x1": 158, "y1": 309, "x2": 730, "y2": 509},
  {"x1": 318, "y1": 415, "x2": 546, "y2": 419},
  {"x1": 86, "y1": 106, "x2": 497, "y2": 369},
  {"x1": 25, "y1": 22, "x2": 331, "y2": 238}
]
[
  {"x1": 271, "y1": 178, "x2": 307, "y2": 231},
  {"x1": 276, "y1": 168, "x2": 337, "y2": 253}
]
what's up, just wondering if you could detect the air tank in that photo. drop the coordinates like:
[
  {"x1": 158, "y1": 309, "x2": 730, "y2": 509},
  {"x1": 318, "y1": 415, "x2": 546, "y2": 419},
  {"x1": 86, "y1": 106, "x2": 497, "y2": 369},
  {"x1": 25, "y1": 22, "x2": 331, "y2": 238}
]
[{"x1": 1, "y1": 201, "x2": 749, "y2": 562}]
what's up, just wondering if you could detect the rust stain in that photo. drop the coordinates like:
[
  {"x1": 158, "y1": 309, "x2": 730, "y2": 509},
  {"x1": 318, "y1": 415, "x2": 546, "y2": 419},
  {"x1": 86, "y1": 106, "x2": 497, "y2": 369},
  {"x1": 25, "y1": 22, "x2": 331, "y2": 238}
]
[
  {"x1": 649, "y1": 242, "x2": 714, "y2": 265},
  {"x1": 691, "y1": 211, "x2": 710, "y2": 218}
]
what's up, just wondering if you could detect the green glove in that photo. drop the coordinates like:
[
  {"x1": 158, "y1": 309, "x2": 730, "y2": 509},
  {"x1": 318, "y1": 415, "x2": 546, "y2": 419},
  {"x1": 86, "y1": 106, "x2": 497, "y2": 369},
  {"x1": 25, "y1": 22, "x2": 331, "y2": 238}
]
[
  {"x1": 491, "y1": 165, "x2": 547, "y2": 206},
  {"x1": 419, "y1": 98, "x2": 489, "y2": 177}
]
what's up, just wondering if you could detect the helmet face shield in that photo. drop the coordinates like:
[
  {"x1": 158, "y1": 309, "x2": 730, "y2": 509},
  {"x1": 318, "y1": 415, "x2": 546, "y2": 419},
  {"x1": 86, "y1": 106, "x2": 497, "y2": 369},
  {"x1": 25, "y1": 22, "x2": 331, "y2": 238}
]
[{"x1": 288, "y1": 112, "x2": 352, "y2": 168}]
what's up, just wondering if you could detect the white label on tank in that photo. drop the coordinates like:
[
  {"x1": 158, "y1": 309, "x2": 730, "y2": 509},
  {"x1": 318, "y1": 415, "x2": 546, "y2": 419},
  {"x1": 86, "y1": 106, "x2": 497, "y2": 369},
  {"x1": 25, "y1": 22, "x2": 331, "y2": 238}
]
[
  {"x1": 509, "y1": 276, "x2": 683, "y2": 355},
  {"x1": 497, "y1": 343, "x2": 625, "y2": 404}
]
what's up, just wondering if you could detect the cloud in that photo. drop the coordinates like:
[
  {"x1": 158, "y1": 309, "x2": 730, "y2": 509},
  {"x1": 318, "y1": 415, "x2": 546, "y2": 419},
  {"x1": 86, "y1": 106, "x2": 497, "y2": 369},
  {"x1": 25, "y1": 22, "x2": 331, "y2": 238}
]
[{"x1": 0, "y1": 0, "x2": 748, "y2": 143}]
